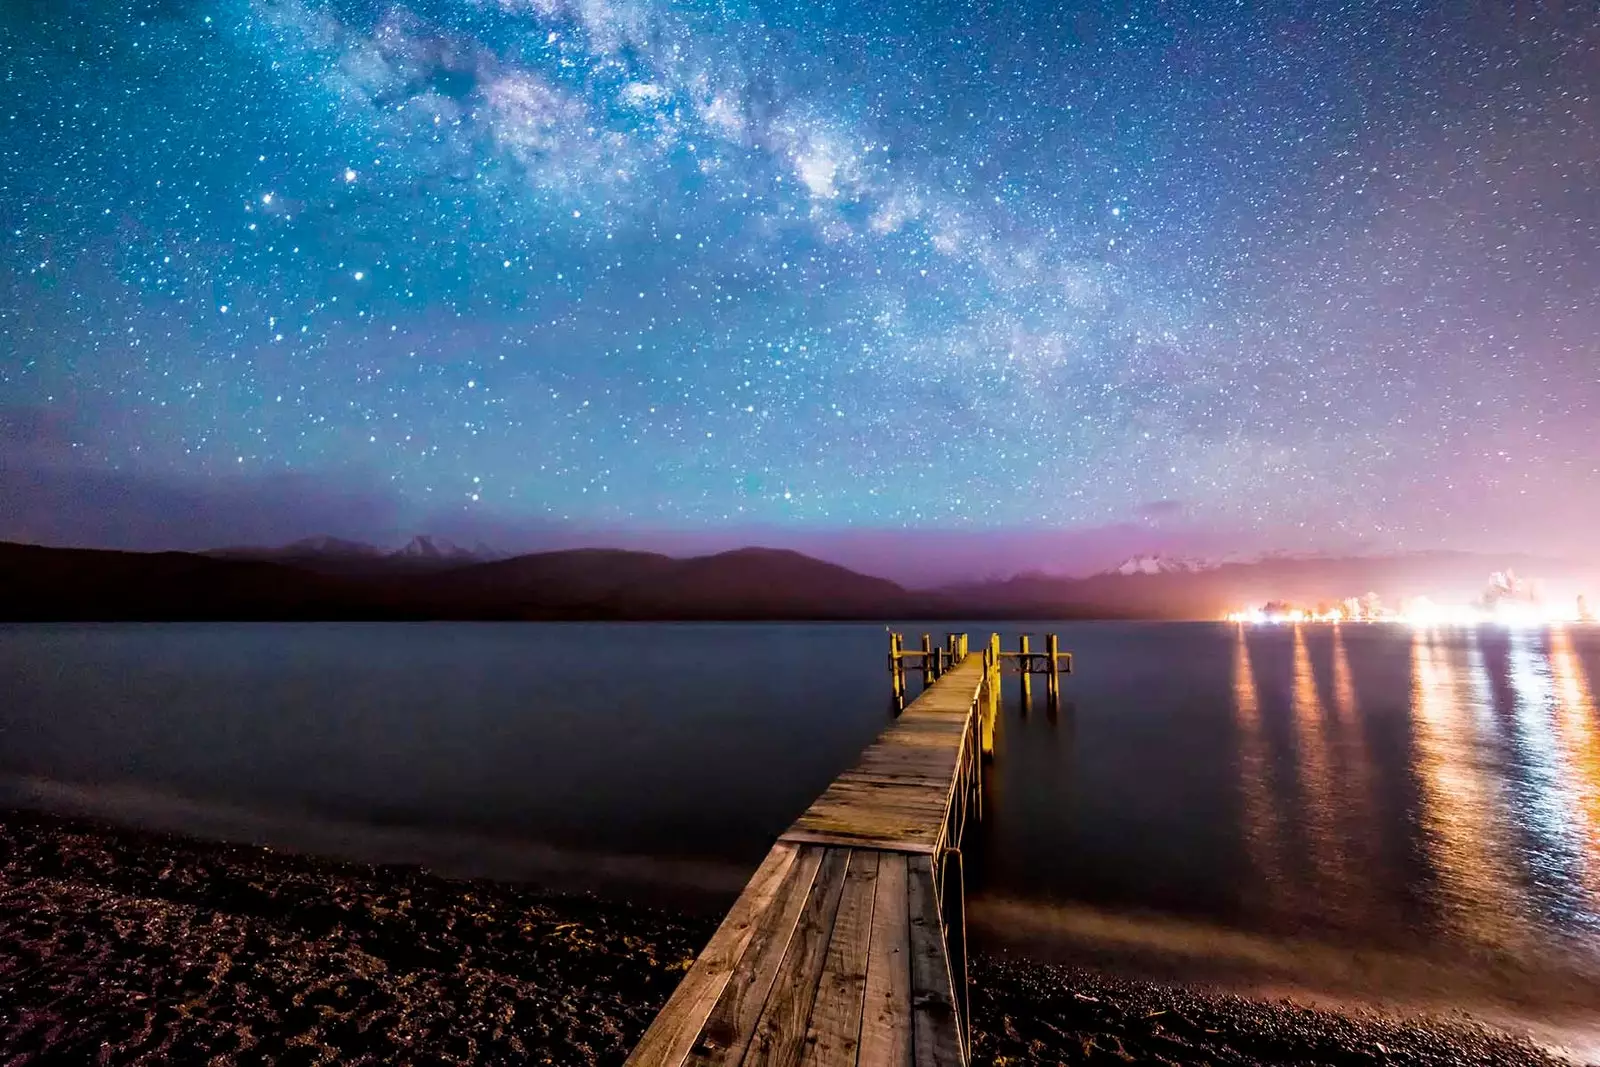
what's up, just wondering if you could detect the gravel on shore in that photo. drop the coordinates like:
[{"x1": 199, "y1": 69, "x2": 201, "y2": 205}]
[
  {"x1": 968, "y1": 957, "x2": 1579, "y2": 1066},
  {"x1": 0, "y1": 809, "x2": 1580, "y2": 1066}
]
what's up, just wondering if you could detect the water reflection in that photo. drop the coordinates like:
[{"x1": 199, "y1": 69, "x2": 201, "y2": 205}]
[
  {"x1": 1548, "y1": 628, "x2": 1600, "y2": 907},
  {"x1": 1331, "y1": 627, "x2": 1358, "y2": 725},
  {"x1": 1505, "y1": 629, "x2": 1592, "y2": 925},
  {"x1": 1231, "y1": 625, "x2": 1283, "y2": 897},
  {"x1": 1290, "y1": 625, "x2": 1345, "y2": 887},
  {"x1": 1328, "y1": 627, "x2": 1379, "y2": 897},
  {"x1": 1410, "y1": 628, "x2": 1528, "y2": 947}
]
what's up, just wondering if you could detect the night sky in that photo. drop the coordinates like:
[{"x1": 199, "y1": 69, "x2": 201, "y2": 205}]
[{"x1": 2, "y1": 0, "x2": 1597, "y2": 578}]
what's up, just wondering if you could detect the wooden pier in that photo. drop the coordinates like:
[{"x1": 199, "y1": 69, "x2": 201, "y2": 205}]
[
  {"x1": 626, "y1": 632, "x2": 1069, "y2": 1067},
  {"x1": 889, "y1": 631, "x2": 1071, "y2": 712}
]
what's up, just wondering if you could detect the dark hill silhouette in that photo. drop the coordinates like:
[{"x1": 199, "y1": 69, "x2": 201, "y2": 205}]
[
  {"x1": 3, "y1": 541, "x2": 1590, "y2": 621},
  {"x1": 604, "y1": 547, "x2": 909, "y2": 618},
  {"x1": 417, "y1": 546, "x2": 912, "y2": 619},
  {"x1": 0, "y1": 542, "x2": 919, "y2": 621},
  {"x1": 0, "y1": 541, "x2": 379, "y2": 621},
  {"x1": 413, "y1": 548, "x2": 683, "y2": 615}
]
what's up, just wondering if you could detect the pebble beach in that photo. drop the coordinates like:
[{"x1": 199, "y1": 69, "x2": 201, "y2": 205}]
[{"x1": 0, "y1": 810, "x2": 1582, "y2": 1066}]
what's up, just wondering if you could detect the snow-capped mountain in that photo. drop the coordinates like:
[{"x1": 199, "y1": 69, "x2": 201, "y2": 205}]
[
  {"x1": 208, "y1": 535, "x2": 502, "y2": 573},
  {"x1": 390, "y1": 535, "x2": 485, "y2": 562},
  {"x1": 1108, "y1": 554, "x2": 1217, "y2": 577}
]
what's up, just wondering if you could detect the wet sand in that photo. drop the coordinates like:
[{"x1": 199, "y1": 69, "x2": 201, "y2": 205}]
[{"x1": 0, "y1": 810, "x2": 1581, "y2": 1065}]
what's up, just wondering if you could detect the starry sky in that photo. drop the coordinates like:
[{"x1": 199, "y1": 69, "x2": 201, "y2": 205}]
[{"x1": 1, "y1": 0, "x2": 1597, "y2": 579}]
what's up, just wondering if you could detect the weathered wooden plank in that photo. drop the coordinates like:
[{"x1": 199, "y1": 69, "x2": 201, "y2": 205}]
[
  {"x1": 792, "y1": 850, "x2": 878, "y2": 1067},
  {"x1": 856, "y1": 738, "x2": 965, "y2": 754},
  {"x1": 795, "y1": 784, "x2": 953, "y2": 810},
  {"x1": 742, "y1": 848, "x2": 853, "y2": 1067},
  {"x1": 627, "y1": 843, "x2": 803, "y2": 1067},
  {"x1": 834, "y1": 769, "x2": 954, "y2": 785},
  {"x1": 786, "y1": 823, "x2": 939, "y2": 849},
  {"x1": 684, "y1": 846, "x2": 827, "y2": 1067},
  {"x1": 848, "y1": 756, "x2": 961, "y2": 777},
  {"x1": 809, "y1": 777, "x2": 952, "y2": 796},
  {"x1": 856, "y1": 739, "x2": 965, "y2": 756},
  {"x1": 907, "y1": 855, "x2": 963, "y2": 1067},
  {"x1": 857, "y1": 852, "x2": 912, "y2": 1067},
  {"x1": 842, "y1": 765, "x2": 959, "y2": 787},
  {"x1": 800, "y1": 791, "x2": 949, "y2": 816},
  {"x1": 778, "y1": 828, "x2": 940, "y2": 855},
  {"x1": 792, "y1": 813, "x2": 943, "y2": 835},
  {"x1": 789, "y1": 808, "x2": 943, "y2": 834},
  {"x1": 829, "y1": 761, "x2": 959, "y2": 778},
  {"x1": 800, "y1": 788, "x2": 946, "y2": 809},
  {"x1": 796, "y1": 807, "x2": 946, "y2": 830},
  {"x1": 871, "y1": 734, "x2": 966, "y2": 750},
  {"x1": 820, "y1": 780, "x2": 952, "y2": 796},
  {"x1": 873, "y1": 732, "x2": 963, "y2": 743},
  {"x1": 790, "y1": 815, "x2": 939, "y2": 832},
  {"x1": 860, "y1": 733, "x2": 964, "y2": 750}
]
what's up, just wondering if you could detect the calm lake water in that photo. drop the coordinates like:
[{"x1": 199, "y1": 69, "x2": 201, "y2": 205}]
[{"x1": 3, "y1": 621, "x2": 1599, "y2": 1029}]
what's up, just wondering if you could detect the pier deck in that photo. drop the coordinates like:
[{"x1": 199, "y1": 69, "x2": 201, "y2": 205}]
[{"x1": 625, "y1": 653, "x2": 991, "y2": 1067}]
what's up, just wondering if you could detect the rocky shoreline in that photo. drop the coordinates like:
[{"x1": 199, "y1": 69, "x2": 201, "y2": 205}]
[{"x1": 0, "y1": 809, "x2": 1579, "y2": 1065}]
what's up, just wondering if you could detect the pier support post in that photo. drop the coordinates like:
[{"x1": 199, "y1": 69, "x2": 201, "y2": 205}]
[
  {"x1": 889, "y1": 631, "x2": 905, "y2": 706},
  {"x1": 921, "y1": 633, "x2": 934, "y2": 682},
  {"x1": 976, "y1": 648, "x2": 991, "y2": 816},
  {"x1": 1018, "y1": 633, "x2": 1031, "y2": 709},
  {"x1": 980, "y1": 633, "x2": 999, "y2": 760},
  {"x1": 1046, "y1": 632, "x2": 1060, "y2": 711}
]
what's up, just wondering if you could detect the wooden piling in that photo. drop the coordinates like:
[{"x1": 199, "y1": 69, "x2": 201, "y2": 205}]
[
  {"x1": 889, "y1": 632, "x2": 905, "y2": 704},
  {"x1": 979, "y1": 632, "x2": 998, "y2": 759},
  {"x1": 1018, "y1": 633, "x2": 1031, "y2": 708},
  {"x1": 1046, "y1": 632, "x2": 1060, "y2": 708}
]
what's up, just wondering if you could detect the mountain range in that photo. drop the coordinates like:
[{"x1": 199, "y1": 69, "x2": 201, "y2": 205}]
[
  {"x1": 0, "y1": 541, "x2": 915, "y2": 621},
  {"x1": 1106, "y1": 554, "x2": 1217, "y2": 577},
  {"x1": 1, "y1": 538, "x2": 1592, "y2": 622},
  {"x1": 206, "y1": 535, "x2": 501, "y2": 575}
]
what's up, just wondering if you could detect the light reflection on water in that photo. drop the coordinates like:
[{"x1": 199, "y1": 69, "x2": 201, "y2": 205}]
[
  {"x1": 978, "y1": 623, "x2": 1600, "y2": 1031},
  {"x1": 967, "y1": 623, "x2": 1600, "y2": 1016},
  {"x1": 1549, "y1": 628, "x2": 1600, "y2": 910},
  {"x1": 1231, "y1": 625, "x2": 1284, "y2": 901},
  {"x1": 1409, "y1": 627, "x2": 1530, "y2": 949},
  {"x1": 1290, "y1": 625, "x2": 1345, "y2": 891},
  {"x1": 1506, "y1": 628, "x2": 1595, "y2": 932},
  {"x1": 1326, "y1": 626, "x2": 1380, "y2": 913}
]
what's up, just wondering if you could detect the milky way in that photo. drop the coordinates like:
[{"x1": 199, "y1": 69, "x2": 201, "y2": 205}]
[{"x1": 1, "y1": 0, "x2": 1597, "y2": 566}]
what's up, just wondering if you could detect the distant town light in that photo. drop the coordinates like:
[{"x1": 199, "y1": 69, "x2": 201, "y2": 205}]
[{"x1": 1225, "y1": 572, "x2": 1592, "y2": 628}]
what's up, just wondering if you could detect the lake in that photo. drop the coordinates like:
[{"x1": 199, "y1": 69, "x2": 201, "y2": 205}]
[{"x1": 2, "y1": 621, "x2": 1598, "y2": 1031}]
